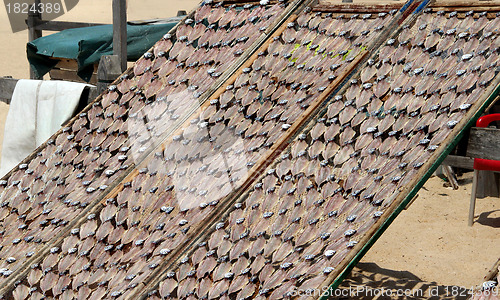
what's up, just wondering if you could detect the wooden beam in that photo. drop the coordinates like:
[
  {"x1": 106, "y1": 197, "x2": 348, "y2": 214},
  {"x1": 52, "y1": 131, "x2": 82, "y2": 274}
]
[
  {"x1": 431, "y1": 0, "x2": 500, "y2": 7},
  {"x1": 51, "y1": 58, "x2": 98, "y2": 73},
  {"x1": 313, "y1": 3, "x2": 403, "y2": 13},
  {"x1": 28, "y1": 0, "x2": 42, "y2": 79},
  {"x1": 442, "y1": 164, "x2": 459, "y2": 189},
  {"x1": 113, "y1": 0, "x2": 127, "y2": 72},
  {"x1": 429, "y1": 6, "x2": 500, "y2": 12},
  {"x1": 216, "y1": 0, "x2": 281, "y2": 4},
  {"x1": 0, "y1": 77, "x2": 18, "y2": 104},
  {"x1": 33, "y1": 20, "x2": 105, "y2": 31},
  {"x1": 49, "y1": 69, "x2": 98, "y2": 84},
  {"x1": 443, "y1": 155, "x2": 474, "y2": 169},
  {"x1": 467, "y1": 127, "x2": 500, "y2": 161},
  {"x1": 485, "y1": 258, "x2": 500, "y2": 282}
]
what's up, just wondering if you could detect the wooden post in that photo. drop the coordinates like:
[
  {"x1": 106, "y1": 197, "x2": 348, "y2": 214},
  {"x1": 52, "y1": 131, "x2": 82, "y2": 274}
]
[
  {"x1": 442, "y1": 164, "x2": 459, "y2": 190},
  {"x1": 0, "y1": 77, "x2": 19, "y2": 104},
  {"x1": 97, "y1": 55, "x2": 122, "y2": 94},
  {"x1": 28, "y1": 0, "x2": 42, "y2": 79},
  {"x1": 112, "y1": 0, "x2": 127, "y2": 72},
  {"x1": 469, "y1": 169, "x2": 478, "y2": 226}
]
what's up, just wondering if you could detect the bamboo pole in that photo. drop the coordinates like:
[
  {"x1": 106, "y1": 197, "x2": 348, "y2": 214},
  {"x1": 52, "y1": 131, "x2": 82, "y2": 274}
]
[{"x1": 313, "y1": 3, "x2": 403, "y2": 13}]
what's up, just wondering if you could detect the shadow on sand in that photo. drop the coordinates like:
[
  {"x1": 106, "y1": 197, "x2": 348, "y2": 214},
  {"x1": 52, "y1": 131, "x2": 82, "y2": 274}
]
[
  {"x1": 476, "y1": 209, "x2": 500, "y2": 228},
  {"x1": 335, "y1": 262, "x2": 472, "y2": 299}
]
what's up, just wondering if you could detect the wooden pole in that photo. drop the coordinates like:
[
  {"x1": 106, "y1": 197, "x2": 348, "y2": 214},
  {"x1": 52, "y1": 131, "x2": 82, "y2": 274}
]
[
  {"x1": 469, "y1": 169, "x2": 478, "y2": 226},
  {"x1": 112, "y1": 0, "x2": 127, "y2": 72},
  {"x1": 28, "y1": 0, "x2": 42, "y2": 79},
  {"x1": 313, "y1": 3, "x2": 404, "y2": 13}
]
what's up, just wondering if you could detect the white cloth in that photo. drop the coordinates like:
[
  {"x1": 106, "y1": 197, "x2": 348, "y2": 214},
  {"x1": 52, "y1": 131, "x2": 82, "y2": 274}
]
[{"x1": 0, "y1": 79, "x2": 91, "y2": 176}]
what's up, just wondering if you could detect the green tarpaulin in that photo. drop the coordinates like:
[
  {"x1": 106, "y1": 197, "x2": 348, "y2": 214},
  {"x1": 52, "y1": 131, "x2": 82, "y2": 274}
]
[{"x1": 27, "y1": 22, "x2": 176, "y2": 82}]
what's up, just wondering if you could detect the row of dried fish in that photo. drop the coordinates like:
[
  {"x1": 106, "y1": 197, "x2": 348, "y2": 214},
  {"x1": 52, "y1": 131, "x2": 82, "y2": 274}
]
[
  {"x1": 0, "y1": 1, "x2": 289, "y2": 294},
  {"x1": 142, "y1": 11, "x2": 500, "y2": 299},
  {"x1": 296, "y1": 10, "x2": 397, "y2": 37},
  {"x1": 361, "y1": 44, "x2": 498, "y2": 87},
  {"x1": 195, "y1": 0, "x2": 285, "y2": 27},
  {"x1": 416, "y1": 9, "x2": 500, "y2": 35}
]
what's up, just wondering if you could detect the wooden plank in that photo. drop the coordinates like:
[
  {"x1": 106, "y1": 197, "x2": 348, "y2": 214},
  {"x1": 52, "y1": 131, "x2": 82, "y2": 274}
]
[
  {"x1": 49, "y1": 69, "x2": 98, "y2": 84},
  {"x1": 313, "y1": 3, "x2": 403, "y2": 12},
  {"x1": 27, "y1": 0, "x2": 42, "y2": 42},
  {"x1": 0, "y1": 77, "x2": 18, "y2": 104},
  {"x1": 442, "y1": 164, "x2": 459, "y2": 189},
  {"x1": 127, "y1": 16, "x2": 184, "y2": 25},
  {"x1": 443, "y1": 155, "x2": 474, "y2": 169},
  {"x1": 467, "y1": 127, "x2": 500, "y2": 161},
  {"x1": 217, "y1": 0, "x2": 281, "y2": 4},
  {"x1": 429, "y1": 6, "x2": 500, "y2": 12},
  {"x1": 50, "y1": 58, "x2": 99, "y2": 73},
  {"x1": 53, "y1": 59, "x2": 78, "y2": 71},
  {"x1": 33, "y1": 20, "x2": 105, "y2": 31},
  {"x1": 113, "y1": 0, "x2": 127, "y2": 72},
  {"x1": 431, "y1": 0, "x2": 500, "y2": 7},
  {"x1": 485, "y1": 96, "x2": 500, "y2": 113},
  {"x1": 485, "y1": 258, "x2": 500, "y2": 282}
]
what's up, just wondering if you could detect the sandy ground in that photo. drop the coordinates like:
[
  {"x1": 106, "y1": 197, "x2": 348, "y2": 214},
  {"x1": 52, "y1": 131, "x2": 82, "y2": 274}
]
[
  {"x1": 0, "y1": 1, "x2": 499, "y2": 299},
  {"x1": 341, "y1": 173, "x2": 500, "y2": 299}
]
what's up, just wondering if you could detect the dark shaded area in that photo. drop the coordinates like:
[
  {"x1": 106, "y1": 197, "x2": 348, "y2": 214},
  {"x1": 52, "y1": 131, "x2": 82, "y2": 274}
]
[
  {"x1": 476, "y1": 209, "x2": 500, "y2": 228},
  {"x1": 4, "y1": 0, "x2": 66, "y2": 32},
  {"x1": 336, "y1": 263, "x2": 471, "y2": 300},
  {"x1": 64, "y1": 0, "x2": 79, "y2": 11}
]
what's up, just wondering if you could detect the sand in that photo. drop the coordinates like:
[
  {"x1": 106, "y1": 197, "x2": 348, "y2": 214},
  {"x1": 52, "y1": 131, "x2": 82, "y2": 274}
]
[
  {"x1": 341, "y1": 173, "x2": 500, "y2": 299},
  {"x1": 0, "y1": 1, "x2": 499, "y2": 298}
]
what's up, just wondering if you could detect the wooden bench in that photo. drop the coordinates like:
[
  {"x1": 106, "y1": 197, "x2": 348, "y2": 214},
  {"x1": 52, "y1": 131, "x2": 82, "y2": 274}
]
[{"x1": 0, "y1": 77, "x2": 98, "y2": 106}]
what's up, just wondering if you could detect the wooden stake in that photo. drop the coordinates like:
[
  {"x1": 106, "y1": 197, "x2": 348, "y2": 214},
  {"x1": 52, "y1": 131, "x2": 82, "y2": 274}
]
[{"x1": 113, "y1": 0, "x2": 127, "y2": 72}]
